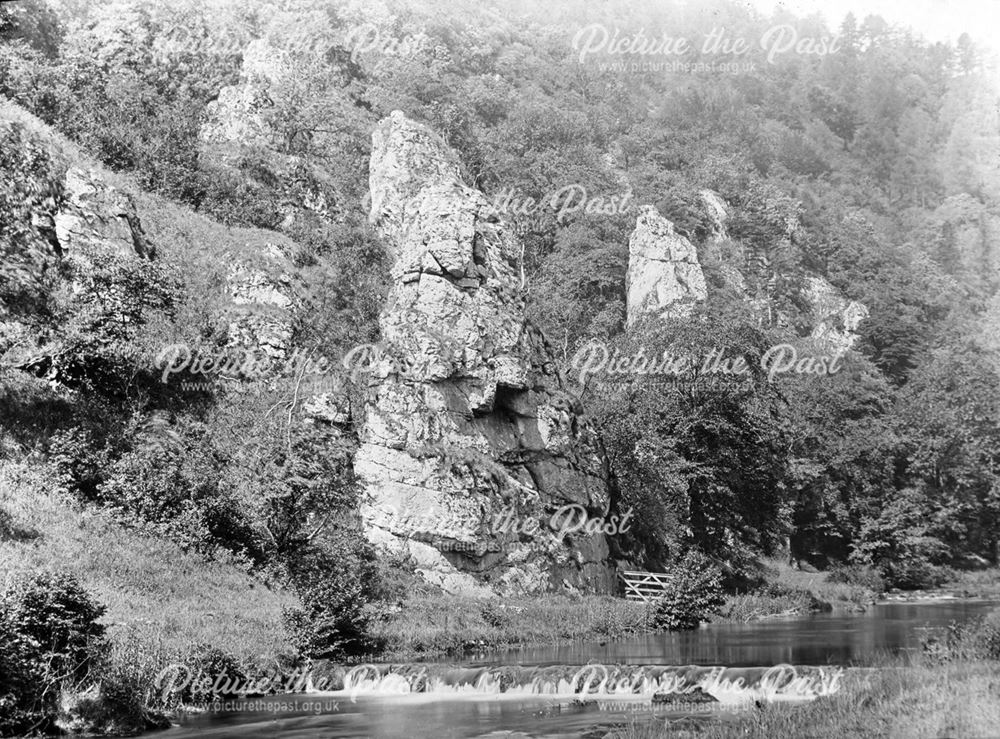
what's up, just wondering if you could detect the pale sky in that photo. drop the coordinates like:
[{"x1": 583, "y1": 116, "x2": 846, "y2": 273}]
[{"x1": 745, "y1": 0, "x2": 1000, "y2": 46}]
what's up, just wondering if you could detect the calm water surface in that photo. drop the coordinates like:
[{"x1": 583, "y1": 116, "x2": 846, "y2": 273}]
[
  {"x1": 475, "y1": 599, "x2": 1000, "y2": 667},
  {"x1": 162, "y1": 600, "x2": 998, "y2": 739}
]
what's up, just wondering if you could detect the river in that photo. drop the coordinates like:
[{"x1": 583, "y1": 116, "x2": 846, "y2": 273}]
[{"x1": 160, "y1": 599, "x2": 997, "y2": 738}]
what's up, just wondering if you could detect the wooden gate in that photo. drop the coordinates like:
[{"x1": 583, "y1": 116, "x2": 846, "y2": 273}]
[{"x1": 620, "y1": 570, "x2": 675, "y2": 602}]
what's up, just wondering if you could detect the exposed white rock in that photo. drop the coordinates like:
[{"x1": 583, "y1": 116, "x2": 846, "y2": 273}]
[
  {"x1": 224, "y1": 257, "x2": 296, "y2": 362},
  {"x1": 200, "y1": 40, "x2": 288, "y2": 149},
  {"x1": 7, "y1": 164, "x2": 154, "y2": 380},
  {"x1": 692, "y1": 190, "x2": 868, "y2": 347},
  {"x1": 356, "y1": 111, "x2": 616, "y2": 596},
  {"x1": 802, "y1": 276, "x2": 869, "y2": 352},
  {"x1": 699, "y1": 189, "x2": 730, "y2": 241},
  {"x1": 199, "y1": 40, "x2": 333, "y2": 224},
  {"x1": 54, "y1": 168, "x2": 150, "y2": 261},
  {"x1": 303, "y1": 392, "x2": 351, "y2": 426},
  {"x1": 626, "y1": 205, "x2": 708, "y2": 327}
]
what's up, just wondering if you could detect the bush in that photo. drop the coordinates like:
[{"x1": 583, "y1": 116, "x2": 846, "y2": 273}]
[
  {"x1": 92, "y1": 414, "x2": 264, "y2": 562},
  {"x1": 828, "y1": 563, "x2": 887, "y2": 594},
  {"x1": 282, "y1": 538, "x2": 383, "y2": 662},
  {"x1": 921, "y1": 609, "x2": 1000, "y2": 662},
  {"x1": 0, "y1": 506, "x2": 13, "y2": 538},
  {"x1": 0, "y1": 572, "x2": 106, "y2": 734},
  {"x1": 181, "y1": 645, "x2": 247, "y2": 705},
  {"x1": 49, "y1": 424, "x2": 114, "y2": 500},
  {"x1": 651, "y1": 551, "x2": 726, "y2": 631},
  {"x1": 882, "y1": 562, "x2": 955, "y2": 591},
  {"x1": 725, "y1": 582, "x2": 829, "y2": 622},
  {"x1": 479, "y1": 601, "x2": 512, "y2": 630}
]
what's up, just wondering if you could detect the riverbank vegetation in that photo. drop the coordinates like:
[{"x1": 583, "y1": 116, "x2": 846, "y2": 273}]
[
  {"x1": 374, "y1": 591, "x2": 652, "y2": 660},
  {"x1": 0, "y1": 461, "x2": 298, "y2": 732},
  {"x1": 721, "y1": 558, "x2": 883, "y2": 622},
  {"x1": 619, "y1": 609, "x2": 1000, "y2": 738},
  {"x1": 619, "y1": 661, "x2": 1000, "y2": 738}
]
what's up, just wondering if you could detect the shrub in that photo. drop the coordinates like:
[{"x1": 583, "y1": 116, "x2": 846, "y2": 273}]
[
  {"x1": 828, "y1": 563, "x2": 887, "y2": 594},
  {"x1": 651, "y1": 551, "x2": 726, "y2": 631},
  {"x1": 724, "y1": 582, "x2": 828, "y2": 622},
  {"x1": 479, "y1": 600, "x2": 512, "y2": 630},
  {"x1": 181, "y1": 645, "x2": 247, "y2": 705},
  {"x1": 282, "y1": 537, "x2": 383, "y2": 661},
  {"x1": 94, "y1": 414, "x2": 263, "y2": 561},
  {"x1": 0, "y1": 572, "x2": 106, "y2": 734},
  {"x1": 49, "y1": 424, "x2": 113, "y2": 500},
  {"x1": 0, "y1": 506, "x2": 12, "y2": 538},
  {"x1": 882, "y1": 561, "x2": 955, "y2": 591},
  {"x1": 84, "y1": 638, "x2": 171, "y2": 733},
  {"x1": 921, "y1": 609, "x2": 1000, "y2": 662}
]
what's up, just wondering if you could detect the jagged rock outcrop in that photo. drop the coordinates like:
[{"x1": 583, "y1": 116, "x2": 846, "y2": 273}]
[
  {"x1": 199, "y1": 40, "x2": 334, "y2": 227},
  {"x1": 626, "y1": 205, "x2": 708, "y2": 327},
  {"x1": 699, "y1": 189, "x2": 729, "y2": 242},
  {"x1": 698, "y1": 188, "x2": 748, "y2": 295},
  {"x1": 355, "y1": 111, "x2": 616, "y2": 596},
  {"x1": 802, "y1": 276, "x2": 869, "y2": 352},
  {"x1": 224, "y1": 244, "x2": 297, "y2": 363},
  {"x1": 220, "y1": 241, "x2": 354, "y2": 429},
  {"x1": 52, "y1": 168, "x2": 151, "y2": 261},
  {"x1": 200, "y1": 40, "x2": 288, "y2": 151},
  {"x1": 692, "y1": 190, "x2": 868, "y2": 348},
  {"x1": 2, "y1": 160, "x2": 154, "y2": 378}
]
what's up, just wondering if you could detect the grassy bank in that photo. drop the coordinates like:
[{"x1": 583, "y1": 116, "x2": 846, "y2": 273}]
[
  {"x1": 910, "y1": 568, "x2": 1000, "y2": 600},
  {"x1": 374, "y1": 590, "x2": 653, "y2": 660},
  {"x1": 613, "y1": 659, "x2": 1000, "y2": 738},
  {"x1": 0, "y1": 461, "x2": 296, "y2": 672},
  {"x1": 615, "y1": 606, "x2": 1000, "y2": 738},
  {"x1": 720, "y1": 558, "x2": 881, "y2": 623},
  {"x1": 373, "y1": 558, "x2": 886, "y2": 659}
]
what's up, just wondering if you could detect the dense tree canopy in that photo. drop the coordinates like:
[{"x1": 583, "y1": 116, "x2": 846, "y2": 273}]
[{"x1": 2, "y1": 0, "x2": 998, "y2": 588}]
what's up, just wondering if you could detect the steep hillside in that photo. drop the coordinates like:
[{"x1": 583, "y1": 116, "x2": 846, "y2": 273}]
[{"x1": 0, "y1": 461, "x2": 294, "y2": 663}]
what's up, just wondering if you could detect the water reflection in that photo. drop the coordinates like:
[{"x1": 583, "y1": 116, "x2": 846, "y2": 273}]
[
  {"x1": 166, "y1": 693, "x2": 745, "y2": 738},
  {"x1": 477, "y1": 600, "x2": 1000, "y2": 667}
]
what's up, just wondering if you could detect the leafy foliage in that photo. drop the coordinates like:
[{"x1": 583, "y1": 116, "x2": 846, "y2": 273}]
[
  {"x1": 0, "y1": 573, "x2": 106, "y2": 735},
  {"x1": 592, "y1": 309, "x2": 790, "y2": 574},
  {"x1": 651, "y1": 551, "x2": 726, "y2": 631},
  {"x1": 282, "y1": 537, "x2": 382, "y2": 661}
]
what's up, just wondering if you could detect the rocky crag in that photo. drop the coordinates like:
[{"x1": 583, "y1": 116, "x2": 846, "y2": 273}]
[
  {"x1": 627, "y1": 190, "x2": 868, "y2": 350},
  {"x1": 801, "y1": 275, "x2": 869, "y2": 352},
  {"x1": 1, "y1": 144, "x2": 154, "y2": 381},
  {"x1": 199, "y1": 39, "x2": 337, "y2": 229},
  {"x1": 626, "y1": 205, "x2": 708, "y2": 326},
  {"x1": 355, "y1": 111, "x2": 617, "y2": 596}
]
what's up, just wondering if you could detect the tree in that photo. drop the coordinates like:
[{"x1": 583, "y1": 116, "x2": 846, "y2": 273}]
[
  {"x1": 590, "y1": 308, "x2": 790, "y2": 575},
  {"x1": 780, "y1": 352, "x2": 898, "y2": 565}
]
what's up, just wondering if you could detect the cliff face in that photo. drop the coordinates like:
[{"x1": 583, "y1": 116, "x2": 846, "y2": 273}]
[
  {"x1": 51, "y1": 167, "x2": 151, "y2": 261},
  {"x1": 1, "y1": 144, "x2": 155, "y2": 379},
  {"x1": 802, "y1": 276, "x2": 869, "y2": 352},
  {"x1": 224, "y1": 245, "x2": 298, "y2": 364},
  {"x1": 628, "y1": 189, "x2": 868, "y2": 349},
  {"x1": 626, "y1": 205, "x2": 708, "y2": 326},
  {"x1": 355, "y1": 111, "x2": 616, "y2": 596}
]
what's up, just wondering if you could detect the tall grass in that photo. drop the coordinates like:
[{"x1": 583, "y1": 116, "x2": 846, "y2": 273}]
[
  {"x1": 373, "y1": 592, "x2": 653, "y2": 659},
  {"x1": 720, "y1": 558, "x2": 880, "y2": 623},
  {"x1": 0, "y1": 461, "x2": 295, "y2": 673},
  {"x1": 612, "y1": 657, "x2": 1000, "y2": 738}
]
